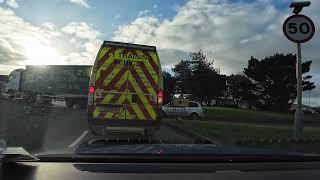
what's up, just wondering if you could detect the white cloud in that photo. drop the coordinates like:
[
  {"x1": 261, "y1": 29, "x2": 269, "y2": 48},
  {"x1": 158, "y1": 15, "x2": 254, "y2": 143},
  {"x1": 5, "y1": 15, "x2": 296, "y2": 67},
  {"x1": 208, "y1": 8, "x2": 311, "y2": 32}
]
[
  {"x1": 61, "y1": 22, "x2": 99, "y2": 41},
  {"x1": 0, "y1": 7, "x2": 101, "y2": 74},
  {"x1": 112, "y1": 0, "x2": 320, "y2": 96},
  {"x1": 113, "y1": 17, "x2": 160, "y2": 44},
  {"x1": 6, "y1": 0, "x2": 18, "y2": 8},
  {"x1": 41, "y1": 22, "x2": 57, "y2": 31},
  {"x1": 138, "y1": 9, "x2": 150, "y2": 17},
  {"x1": 112, "y1": 0, "x2": 320, "y2": 68},
  {"x1": 153, "y1": 4, "x2": 158, "y2": 9},
  {"x1": 69, "y1": 0, "x2": 89, "y2": 8},
  {"x1": 0, "y1": 0, "x2": 4, "y2": 3},
  {"x1": 113, "y1": 0, "x2": 287, "y2": 73}
]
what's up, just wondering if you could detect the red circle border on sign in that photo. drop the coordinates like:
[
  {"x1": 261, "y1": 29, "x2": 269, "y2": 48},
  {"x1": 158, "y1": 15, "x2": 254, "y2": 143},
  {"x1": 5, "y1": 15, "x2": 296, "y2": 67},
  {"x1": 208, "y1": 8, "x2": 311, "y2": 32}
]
[{"x1": 283, "y1": 14, "x2": 315, "y2": 43}]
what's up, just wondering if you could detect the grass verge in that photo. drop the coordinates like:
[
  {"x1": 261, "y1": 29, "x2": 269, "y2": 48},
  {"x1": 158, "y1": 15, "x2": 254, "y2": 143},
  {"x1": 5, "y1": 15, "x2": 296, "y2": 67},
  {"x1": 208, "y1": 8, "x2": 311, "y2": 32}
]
[
  {"x1": 203, "y1": 107, "x2": 320, "y2": 125},
  {"x1": 169, "y1": 119, "x2": 320, "y2": 153}
]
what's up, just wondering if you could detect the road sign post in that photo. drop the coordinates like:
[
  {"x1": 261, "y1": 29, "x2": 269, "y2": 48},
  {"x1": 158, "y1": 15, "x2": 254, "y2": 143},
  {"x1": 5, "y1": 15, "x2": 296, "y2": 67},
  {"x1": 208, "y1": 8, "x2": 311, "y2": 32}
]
[
  {"x1": 283, "y1": 1, "x2": 315, "y2": 139},
  {"x1": 295, "y1": 42, "x2": 303, "y2": 139}
]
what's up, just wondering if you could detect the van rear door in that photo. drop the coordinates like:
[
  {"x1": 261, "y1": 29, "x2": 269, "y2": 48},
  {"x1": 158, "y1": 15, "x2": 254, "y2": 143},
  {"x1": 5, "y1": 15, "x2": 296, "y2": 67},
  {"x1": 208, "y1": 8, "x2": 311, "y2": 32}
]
[
  {"x1": 93, "y1": 47, "x2": 128, "y2": 120},
  {"x1": 125, "y1": 49, "x2": 159, "y2": 121},
  {"x1": 91, "y1": 42, "x2": 161, "y2": 122}
]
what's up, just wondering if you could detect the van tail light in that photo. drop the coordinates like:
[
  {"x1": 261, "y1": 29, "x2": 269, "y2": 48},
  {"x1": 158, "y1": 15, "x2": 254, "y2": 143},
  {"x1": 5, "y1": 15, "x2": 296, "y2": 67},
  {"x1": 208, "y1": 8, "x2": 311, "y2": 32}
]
[
  {"x1": 89, "y1": 86, "x2": 95, "y2": 94},
  {"x1": 157, "y1": 90, "x2": 163, "y2": 105},
  {"x1": 88, "y1": 86, "x2": 95, "y2": 108}
]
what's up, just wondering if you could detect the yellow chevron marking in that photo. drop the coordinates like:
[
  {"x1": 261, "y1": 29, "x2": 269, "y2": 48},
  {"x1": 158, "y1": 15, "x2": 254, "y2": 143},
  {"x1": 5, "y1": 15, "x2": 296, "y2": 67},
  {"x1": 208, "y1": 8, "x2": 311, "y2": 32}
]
[
  {"x1": 134, "y1": 50, "x2": 158, "y2": 86},
  {"x1": 135, "y1": 67, "x2": 156, "y2": 95},
  {"x1": 99, "y1": 66, "x2": 121, "y2": 88},
  {"x1": 129, "y1": 75, "x2": 156, "y2": 120},
  {"x1": 148, "y1": 51, "x2": 159, "y2": 66},
  {"x1": 93, "y1": 108, "x2": 100, "y2": 118},
  {"x1": 101, "y1": 93, "x2": 114, "y2": 104},
  {"x1": 114, "y1": 70, "x2": 129, "y2": 90},
  {"x1": 131, "y1": 102, "x2": 145, "y2": 120},
  {"x1": 105, "y1": 112, "x2": 114, "y2": 119},
  {"x1": 96, "y1": 48, "x2": 125, "y2": 81},
  {"x1": 115, "y1": 90, "x2": 127, "y2": 104},
  {"x1": 98, "y1": 47, "x2": 111, "y2": 60}
]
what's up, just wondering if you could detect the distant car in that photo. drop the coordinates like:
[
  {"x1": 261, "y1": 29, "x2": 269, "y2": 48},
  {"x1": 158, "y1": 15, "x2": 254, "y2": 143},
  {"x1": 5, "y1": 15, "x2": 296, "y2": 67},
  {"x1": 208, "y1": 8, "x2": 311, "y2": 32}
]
[
  {"x1": 290, "y1": 104, "x2": 318, "y2": 114},
  {"x1": 161, "y1": 101, "x2": 205, "y2": 120}
]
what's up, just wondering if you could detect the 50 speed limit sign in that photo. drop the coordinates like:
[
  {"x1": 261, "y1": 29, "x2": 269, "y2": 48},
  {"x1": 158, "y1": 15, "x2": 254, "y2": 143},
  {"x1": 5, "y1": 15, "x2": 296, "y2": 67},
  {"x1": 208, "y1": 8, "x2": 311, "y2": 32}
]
[{"x1": 283, "y1": 14, "x2": 315, "y2": 43}]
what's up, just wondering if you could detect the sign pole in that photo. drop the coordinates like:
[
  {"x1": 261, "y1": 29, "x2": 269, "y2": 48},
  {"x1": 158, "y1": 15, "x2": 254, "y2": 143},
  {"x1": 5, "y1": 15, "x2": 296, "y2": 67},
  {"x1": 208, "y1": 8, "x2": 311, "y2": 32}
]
[
  {"x1": 294, "y1": 42, "x2": 303, "y2": 139},
  {"x1": 283, "y1": 1, "x2": 314, "y2": 139}
]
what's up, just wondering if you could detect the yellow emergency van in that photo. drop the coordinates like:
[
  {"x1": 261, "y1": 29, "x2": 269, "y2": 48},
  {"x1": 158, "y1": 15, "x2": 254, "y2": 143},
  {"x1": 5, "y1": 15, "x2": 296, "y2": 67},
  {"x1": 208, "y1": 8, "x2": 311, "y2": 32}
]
[{"x1": 87, "y1": 41, "x2": 163, "y2": 137}]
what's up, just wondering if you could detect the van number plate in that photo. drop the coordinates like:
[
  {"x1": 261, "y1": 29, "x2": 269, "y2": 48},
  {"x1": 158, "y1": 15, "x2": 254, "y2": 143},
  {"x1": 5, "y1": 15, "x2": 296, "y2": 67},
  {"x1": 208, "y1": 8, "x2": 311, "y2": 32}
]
[{"x1": 99, "y1": 106, "x2": 123, "y2": 112}]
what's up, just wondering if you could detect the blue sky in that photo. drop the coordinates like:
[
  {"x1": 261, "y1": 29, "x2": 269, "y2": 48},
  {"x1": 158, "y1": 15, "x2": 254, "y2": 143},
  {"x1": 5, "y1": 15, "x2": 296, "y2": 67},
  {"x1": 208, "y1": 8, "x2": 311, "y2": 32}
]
[
  {"x1": 0, "y1": 0, "x2": 320, "y2": 97},
  {"x1": 4, "y1": 0, "x2": 290, "y2": 39},
  {"x1": 12, "y1": 0, "x2": 186, "y2": 39}
]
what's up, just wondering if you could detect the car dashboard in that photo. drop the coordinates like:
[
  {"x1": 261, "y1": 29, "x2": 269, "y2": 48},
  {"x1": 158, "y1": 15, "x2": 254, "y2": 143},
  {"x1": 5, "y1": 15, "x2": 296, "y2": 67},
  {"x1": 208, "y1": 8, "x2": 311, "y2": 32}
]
[{"x1": 2, "y1": 161, "x2": 320, "y2": 180}]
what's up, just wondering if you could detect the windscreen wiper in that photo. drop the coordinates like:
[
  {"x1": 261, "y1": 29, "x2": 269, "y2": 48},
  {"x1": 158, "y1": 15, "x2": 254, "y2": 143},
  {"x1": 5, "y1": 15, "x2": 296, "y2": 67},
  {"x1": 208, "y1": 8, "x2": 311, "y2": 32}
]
[{"x1": 0, "y1": 147, "x2": 39, "y2": 162}]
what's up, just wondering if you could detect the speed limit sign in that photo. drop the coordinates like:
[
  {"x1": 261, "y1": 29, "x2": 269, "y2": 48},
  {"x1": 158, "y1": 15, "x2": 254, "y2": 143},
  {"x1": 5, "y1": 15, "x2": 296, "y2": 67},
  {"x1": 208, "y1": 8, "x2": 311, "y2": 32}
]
[{"x1": 283, "y1": 14, "x2": 315, "y2": 43}]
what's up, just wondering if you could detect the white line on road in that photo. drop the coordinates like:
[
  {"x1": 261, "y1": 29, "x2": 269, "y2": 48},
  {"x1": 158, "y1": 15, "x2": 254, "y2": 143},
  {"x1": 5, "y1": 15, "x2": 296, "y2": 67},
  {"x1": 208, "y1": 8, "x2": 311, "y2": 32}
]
[{"x1": 68, "y1": 131, "x2": 88, "y2": 148}]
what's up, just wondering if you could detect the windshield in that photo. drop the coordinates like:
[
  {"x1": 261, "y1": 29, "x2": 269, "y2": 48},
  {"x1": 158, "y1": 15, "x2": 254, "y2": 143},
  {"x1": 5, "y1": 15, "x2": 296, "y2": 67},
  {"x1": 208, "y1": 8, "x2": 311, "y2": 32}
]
[{"x1": 0, "y1": 0, "x2": 320, "y2": 159}]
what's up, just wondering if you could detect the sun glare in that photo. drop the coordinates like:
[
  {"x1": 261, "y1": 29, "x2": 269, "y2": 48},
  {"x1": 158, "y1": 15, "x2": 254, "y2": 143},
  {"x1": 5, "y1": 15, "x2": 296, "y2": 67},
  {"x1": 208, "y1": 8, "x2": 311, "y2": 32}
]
[{"x1": 24, "y1": 41, "x2": 63, "y2": 65}]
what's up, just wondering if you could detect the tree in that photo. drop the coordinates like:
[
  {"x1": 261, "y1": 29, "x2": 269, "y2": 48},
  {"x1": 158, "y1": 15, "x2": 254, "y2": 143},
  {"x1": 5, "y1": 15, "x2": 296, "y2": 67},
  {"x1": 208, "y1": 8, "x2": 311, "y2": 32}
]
[
  {"x1": 173, "y1": 50, "x2": 227, "y2": 105},
  {"x1": 162, "y1": 71, "x2": 176, "y2": 104},
  {"x1": 226, "y1": 74, "x2": 255, "y2": 102},
  {"x1": 244, "y1": 53, "x2": 315, "y2": 111},
  {"x1": 189, "y1": 50, "x2": 227, "y2": 104},
  {"x1": 172, "y1": 60, "x2": 192, "y2": 94}
]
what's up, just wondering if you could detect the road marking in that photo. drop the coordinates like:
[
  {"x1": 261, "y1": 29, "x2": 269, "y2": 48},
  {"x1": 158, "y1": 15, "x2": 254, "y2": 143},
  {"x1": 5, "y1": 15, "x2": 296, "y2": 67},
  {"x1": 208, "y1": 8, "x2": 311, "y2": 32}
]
[{"x1": 68, "y1": 131, "x2": 88, "y2": 148}]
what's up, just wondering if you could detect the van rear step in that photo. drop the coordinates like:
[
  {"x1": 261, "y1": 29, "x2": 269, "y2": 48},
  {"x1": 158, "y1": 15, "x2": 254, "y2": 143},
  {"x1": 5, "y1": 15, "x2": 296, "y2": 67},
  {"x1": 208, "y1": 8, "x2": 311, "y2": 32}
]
[
  {"x1": 87, "y1": 137, "x2": 170, "y2": 145},
  {"x1": 85, "y1": 137, "x2": 210, "y2": 145}
]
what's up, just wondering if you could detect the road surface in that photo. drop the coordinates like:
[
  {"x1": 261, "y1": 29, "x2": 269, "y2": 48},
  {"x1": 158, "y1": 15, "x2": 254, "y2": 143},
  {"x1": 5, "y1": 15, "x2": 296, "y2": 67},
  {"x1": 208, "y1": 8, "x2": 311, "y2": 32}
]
[{"x1": 0, "y1": 98, "x2": 202, "y2": 154}]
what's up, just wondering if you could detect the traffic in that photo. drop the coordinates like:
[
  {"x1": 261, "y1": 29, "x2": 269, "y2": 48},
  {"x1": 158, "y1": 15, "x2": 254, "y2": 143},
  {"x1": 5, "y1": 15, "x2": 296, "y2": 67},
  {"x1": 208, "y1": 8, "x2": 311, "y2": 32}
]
[
  {"x1": 0, "y1": 0, "x2": 320, "y2": 160},
  {"x1": 0, "y1": 41, "x2": 210, "y2": 154},
  {"x1": 2, "y1": 1, "x2": 320, "y2": 179}
]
